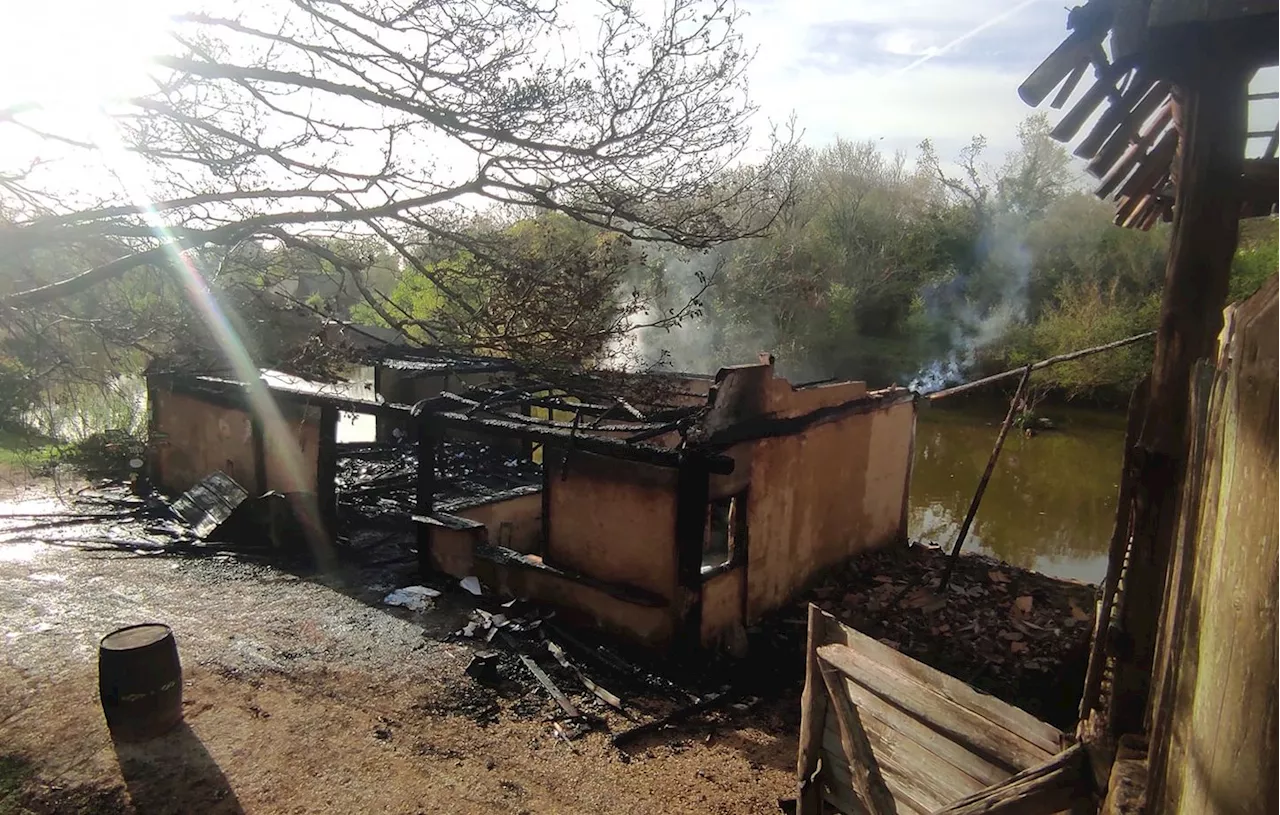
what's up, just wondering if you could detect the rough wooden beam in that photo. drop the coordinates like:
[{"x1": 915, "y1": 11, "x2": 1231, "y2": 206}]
[
  {"x1": 1079, "y1": 380, "x2": 1148, "y2": 723},
  {"x1": 1087, "y1": 90, "x2": 1173, "y2": 177},
  {"x1": 1018, "y1": 31, "x2": 1094, "y2": 107},
  {"x1": 818, "y1": 663, "x2": 898, "y2": 815},
  {"x1": 1076, "y1": 79, "x2": 1163, "y2": 160},
  {"x1": 1052, "y1": 74, "x2": 1119, "y2": 142},
  {"x1": 797, "y1": 604, "x2": 830, "y2": 815},
  {"x1": 1110, "y1": 62, "x2": 1250, "y2": 737}
]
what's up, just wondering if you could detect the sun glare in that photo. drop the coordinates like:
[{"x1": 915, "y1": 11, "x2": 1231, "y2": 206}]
[{"x1": 0, "y1": 1, "x2": 171, "y2": 111}]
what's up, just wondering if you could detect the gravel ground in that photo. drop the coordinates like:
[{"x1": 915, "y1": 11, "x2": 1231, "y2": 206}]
[{"x1": 0, "y1": 483, "x2": 796, "y2": 815}]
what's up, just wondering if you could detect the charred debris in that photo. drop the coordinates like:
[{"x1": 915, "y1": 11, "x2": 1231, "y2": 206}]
[{"x1": 8, "y1": 346, "x2": 1098, "y2": 749}]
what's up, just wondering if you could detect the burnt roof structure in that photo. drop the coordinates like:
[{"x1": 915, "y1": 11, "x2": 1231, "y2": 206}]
[{"x1": 1020, "y1": 0, "x2": 1278, "y2": 228}]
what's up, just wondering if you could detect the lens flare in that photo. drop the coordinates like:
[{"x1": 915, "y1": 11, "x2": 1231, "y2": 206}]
[{"x1": 88, "y1": 117, "x2": 335, "y2": 569}]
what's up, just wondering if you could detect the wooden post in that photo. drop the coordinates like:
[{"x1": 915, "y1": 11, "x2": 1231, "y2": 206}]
[
  {"x1": 250, "y1": 413, "x2": 267, "y2": 495},
  {"x1": 414, "y1": 416, "x2": 438, "y2": 577},
  {"x1": 1110, "y1": 64, "x2": 1249, "y2": 736},
  {"x1": 674, "y1": 457, "x2": 710, "y2": 655},
  {"x1": 316, "y1": 405, "x2": 339, "y2": 535},
  {"x1": 797, "y1": 604, "x2": 829, "y2": 815},
  {"x1": 937, "y1": 365, "x2": 1033, "y2": 593},
  {"x1": 1077, "y1": 378, "x2": 1149, "y2": 722}
]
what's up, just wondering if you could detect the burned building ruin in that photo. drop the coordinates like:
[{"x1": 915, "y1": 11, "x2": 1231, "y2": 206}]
[{"x1": 146, "y1": 352, "x2": 917, "y2": 653}]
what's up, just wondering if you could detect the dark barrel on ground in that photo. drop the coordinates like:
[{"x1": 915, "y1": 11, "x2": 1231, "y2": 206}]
[{"x1": 98, "y1": 623, "x2": 183, "y2": 742}]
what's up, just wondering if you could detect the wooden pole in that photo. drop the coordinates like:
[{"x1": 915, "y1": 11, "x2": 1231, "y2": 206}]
[
  {"x1": 796, "y1": 604, "x2": 829, "y2": 815},
  {"x1": 414, "y1": 416, "x2": 437, "y2": 578},
  {"x1": 1109, "y1": 64, "x2": 1249, "y2": 737},
  {"x1": 926, "y1": 331, "x2": 1155, "y2": 401},
  {"x1": 937, "y1": 366, "x2": 1033, "y2": 593},
  {"x1": 1077, "y1": 379, "x2": 1149, "y2": 723}
]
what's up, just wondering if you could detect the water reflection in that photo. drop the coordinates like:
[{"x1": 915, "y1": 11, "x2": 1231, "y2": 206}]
[{"x1": 909, "y1": 400, "x2": 1126, "y2": 584}]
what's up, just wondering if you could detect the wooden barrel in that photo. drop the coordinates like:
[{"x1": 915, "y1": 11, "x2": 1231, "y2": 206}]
[{"x1": 98, "y1": 623, "x2": 183, "y2": 742}]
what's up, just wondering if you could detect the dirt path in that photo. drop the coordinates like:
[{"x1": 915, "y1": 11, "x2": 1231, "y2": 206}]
[{"x1": 0, "y1": 494, "x2": 795, "y2": 814}]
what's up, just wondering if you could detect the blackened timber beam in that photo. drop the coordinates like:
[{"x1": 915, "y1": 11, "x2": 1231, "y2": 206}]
[
  {"x1": 416, "y1": 408, "x2": 735, "y2": 474},
  {"x1": 433, "y1": 391, "x2": 670, "y2": 434},
  {"x1": 317, "y1": 405, "x2": 339, "y2": 531},
  {"x1": 414, "y1": 417, "x2": 438, "y2": 578},
  {"x1": 674, "y1": 460, "x2": 711, "y2": 655},
  {"x1": 701, "y1": 390, "x2": 917, "y2": 447}
]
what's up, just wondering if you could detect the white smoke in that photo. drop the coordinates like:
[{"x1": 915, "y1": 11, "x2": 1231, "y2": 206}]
[{"x1": 906, "y1": 214, "x2": 1034, "y2": 394}]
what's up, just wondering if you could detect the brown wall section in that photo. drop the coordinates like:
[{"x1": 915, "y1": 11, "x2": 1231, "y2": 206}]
[
  {"x1": 741, "y1": 399, "x2": 914, "y2": 622},
  {"x1": 151, "y1": 389, "x2": 260, "y2": 494},
  {"x1": 545, "y1": 451, "x2": 679, "y2": 600},
  {"x1": 264, "y1": 406, "x2": 322, "y2": 495},
  {"x1": 701, "y1": 566, "x2": 745, "y2": 648},
  {"x1": 456, "y1": 493, "x2": 542, "y2": 553},
  {"x1": 151, "y1": 386, "x2": 324, "y2": 497}
]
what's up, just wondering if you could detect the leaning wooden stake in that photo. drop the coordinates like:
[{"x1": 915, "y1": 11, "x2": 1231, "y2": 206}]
[
  {"x1": 927, "y1": 331, "x2": 1154, "y2": 401},
  {"x1": 937, "y1": 365, "x2": 1034, "y2": 593}
]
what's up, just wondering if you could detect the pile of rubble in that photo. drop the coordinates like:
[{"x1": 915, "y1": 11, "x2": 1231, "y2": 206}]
[{"x1": 785, "y1": 541, "x2": 1098, "y2": 728}]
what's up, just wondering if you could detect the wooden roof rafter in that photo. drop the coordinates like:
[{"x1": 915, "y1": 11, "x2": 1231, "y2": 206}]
[{"x1": 1020, "y1": 0, "x2": 1279, "y2": 229}]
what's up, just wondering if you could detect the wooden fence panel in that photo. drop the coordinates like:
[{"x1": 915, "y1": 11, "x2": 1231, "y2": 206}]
[{"x1": 797, "y1": 606, "x2": 1086, "y2": 814}]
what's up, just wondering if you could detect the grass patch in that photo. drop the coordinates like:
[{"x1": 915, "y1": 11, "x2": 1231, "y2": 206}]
[{"x1": 0, "y1": 427, "x2": 58, "y2": 471}]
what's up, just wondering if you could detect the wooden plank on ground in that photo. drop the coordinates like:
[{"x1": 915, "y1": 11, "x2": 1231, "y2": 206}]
[
  {"x1": 817, "y1": 644, "x2": 1052, "y2": 770},
  {"x1": 818, "y1": 627, "x2": 1061, "y2": 755}
]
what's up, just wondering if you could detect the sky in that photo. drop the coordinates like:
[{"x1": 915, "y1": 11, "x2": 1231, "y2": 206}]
[
  {"x1": 0, "y1": 0, "x2": 1092, "y2": 160},
  {"x1": 0, "y1": 0, "x2": 1274, "y2": 186},
  {"x1": 734, "y1": 0, "x2": 1075, "y2": 160}
]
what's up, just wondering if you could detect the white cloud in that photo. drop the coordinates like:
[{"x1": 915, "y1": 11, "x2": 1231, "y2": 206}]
[{"x1": 738, "y1": 0, "x2": 1064, "y2": 158}]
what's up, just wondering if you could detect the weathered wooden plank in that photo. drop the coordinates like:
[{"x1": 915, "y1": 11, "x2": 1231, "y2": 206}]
[
  {"x1": 823, "y1": 744, "x2": 927, "y2": 815},
  {"x1": 1148, "y1": 279, "x2": 1280, "y2": 815},
  {"x1": 828, "y1": 669, "x2": 1011, "y2": 788},
  {"x1": 931, "y1": 743, "x2": 1090, "y2": 815},
  {"x1": 797, "y1": 604, "x2": 831, "y2": 815},
  {"x1": 820, "y1": 664, "x2": 897, "y2": 815},
  {"x1": 821, "y1": 698, "x2": 992, "y2": 810},
  {"x1": 817, "y1": 644, "x2": 1052, "y2": 770},
  {"x1": 814, "y1": 625, "x2": 1062, "y2": 755}
]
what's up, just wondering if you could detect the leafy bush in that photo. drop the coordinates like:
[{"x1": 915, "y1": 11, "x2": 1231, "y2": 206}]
[
  {"x1": 60, "y1": 429, "x2": 146, "y2": 479},
  {"x1": 0, "y1": 356, "x2": 36, "y2": 430}
]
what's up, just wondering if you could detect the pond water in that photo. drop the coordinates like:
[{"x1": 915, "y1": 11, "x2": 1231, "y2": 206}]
[{"x1": 908, "y1": 398, "x2": 1126, "y2": 585}]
